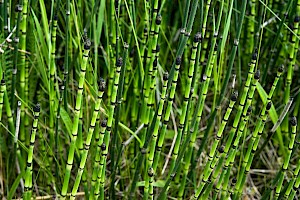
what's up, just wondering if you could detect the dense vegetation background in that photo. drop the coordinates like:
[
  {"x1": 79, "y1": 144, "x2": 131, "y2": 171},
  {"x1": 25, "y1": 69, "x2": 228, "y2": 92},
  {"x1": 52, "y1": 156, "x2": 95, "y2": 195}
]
[{"x1": 0, "y1": 0, "x2": 300, "y2": 199}]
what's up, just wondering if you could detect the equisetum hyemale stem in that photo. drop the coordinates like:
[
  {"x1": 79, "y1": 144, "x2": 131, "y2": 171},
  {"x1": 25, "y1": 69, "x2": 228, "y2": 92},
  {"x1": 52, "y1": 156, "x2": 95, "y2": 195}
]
[
  {"x1": 23, "y1": 103, "x2": 40, "y2": 200},
  {"x1": 90, "y1": 119, "x2": 107, "y2": 199},
  {"x1": 181, "y1": 92, "x2": 237, "y2": 198},
  {"x1": 147, "y1": 72, "x2": 168, "y2": 197},
  {"x1": 19, "y1": 0, "x2": 29, "y2": 154},
  {"x1": 61, "y1": 39, "x2": 91, "y2": 199},
  {"x1": 152, "y1": 57, "x2": 182, "y2": 172},
  {"x1": 169, "y1": 32, "x2": 201, "y2": 175},
  {"x1": 70, "y1": 78, "x2": 105, "y2": 200},
  {"x1": 283, "y1": 158, "x2": 300, "y2": 198},
  {"x1": 11, "y1": 4, "x2": 22, "y2": 113},
  {"x1": 94, "y1": 57, "x2": 123, "y2": 199},
  {"x1": 274, "y1": 117, "x2": 297, "y2": 200}
]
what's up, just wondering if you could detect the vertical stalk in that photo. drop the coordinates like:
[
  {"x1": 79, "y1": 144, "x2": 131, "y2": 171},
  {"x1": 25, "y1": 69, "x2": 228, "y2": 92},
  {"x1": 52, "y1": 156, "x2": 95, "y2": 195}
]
[
  {"x1": 61, "y1": 39, "x2": 91, "y2": 199},
  {"x1": 70, "y1": 79, "x2": 105, "y2": 199},
  {"x1": 23, "y1": 103, "x2": 40, "y2": 200}
]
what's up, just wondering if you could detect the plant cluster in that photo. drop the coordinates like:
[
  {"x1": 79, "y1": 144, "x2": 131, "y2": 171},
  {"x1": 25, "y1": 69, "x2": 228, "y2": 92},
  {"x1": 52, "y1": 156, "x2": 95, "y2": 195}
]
[{"x1": 0, "y1": 0, "x2": 300, "y2": 199}]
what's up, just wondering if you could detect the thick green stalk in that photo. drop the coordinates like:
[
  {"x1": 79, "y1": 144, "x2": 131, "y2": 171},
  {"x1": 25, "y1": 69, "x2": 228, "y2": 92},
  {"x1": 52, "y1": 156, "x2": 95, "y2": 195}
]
[
  {"x1": 274, "y1": 117, "x2": 297, "y2": 199},
  {"x1": 283, "y1": 158, "x2": 300, "y2": 198},
  {"x1": 89, "y1": 119, "x2": 107, "y2": 199},
  {"x1": 234, "y1": 66, "x2": 284, "y2": 198},
  {"x1": 94, "y1": 57, "x2": 123, "y2": 199},
  {"x1": 19, "y1": 0, "x2": 28, "y2": 153},
  {"x1": 168, "y1": 33, "x2": 201, "y2": 176},
  {"x1": 110, "y1": 44, "x2": 129, "y2": 198},
  {"x1": 63, "y1": 0, "x2": 70, "y2": 110},
  {"x1": 141, "y1": 12, "x2": 161, "y2": 148},
  {"x1": 287, "y1": 161, "x2": 300, "y2": 200},
  {"x1": 196, "y1": 0, "x2": 248, "y2": 164},
  {"x1": 23, "y1": 103, "x2": 40, "y2": 200},
  {"x1": 61, "y1": 39, "x2": 91, "y2": 199},
  {"x1": 282, "y1": 15, "x2": 300, "y2": 146},
  {"x1": 11, "y1": 4, "x2": 22, "y2": 112},
  {"x1": 151, "y1": 57, "x2": 182, "y2": 173},
  {"x1": 254, "y1": 66, "x2": 285, "y2": 155},
  {"x1": 147, "y1": 72, "x2": 168, "y2": 197},
  {"x1": 70, "y1": 79, "x2": 105, "y2": 200}
]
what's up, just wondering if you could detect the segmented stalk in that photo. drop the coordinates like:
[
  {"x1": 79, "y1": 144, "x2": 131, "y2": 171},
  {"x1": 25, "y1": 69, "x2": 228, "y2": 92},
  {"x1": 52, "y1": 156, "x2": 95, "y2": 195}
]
[
  {"x1": 223, "y1": 52, "x2": 257, "y2": 155},
  {"x1": 274, "y1": 117, "x2": 297, "y2": 199},
  {"x1": 203, "y1": 69, "x2": 260, "y2": 198},
  {"x1": 63, "y1": 0, "x2": 70, "y2": 109},
  {"x1": 110, "y1": 44, "x2": 129, "y2": 198},
  {"x1": 23, "y1": 103, "x2": 40, "y2": 200},
  {"x1": 3, "y1": 77, "x2": 15, "y2": 134},
  {"x1": 147, "y1": 72, "x2": 168, "y2": 197},
  {"x1": 287, "y1": 160, "x2": 300, "y2": 199},
  {"x1": 11, "y1": 4, "x2": 22, "y2": 112},
  {"x1": 194, "y1": 105, "x2": 252, "y2": 199},
  {"x1": 49, "y1": 13, "x2": 58, "y2": 142},
  {"x1": 19, "y1": 0, "x2": 28, "y2": 152},
  {"x1": 168, "y1": 33, "x2": 201, "y2": 176},
  {"x1": 282, "y1": 15, "x2": 300, "y2": 141},
  {"x1": 148, "y1": 167, "x2": 154, "y2": 200},
  {"x1": 108, "y1": 45, "x2": 115, "y2": 99},
  {"x1": 247, "y1": 0, "x2": 256, "y2": 55},
  {"x1": 93, "y1": 57, "x2": 123, "y2": 199},
  {"x1": 183, "y1": 92, "x2": 237, "y2": 198},
  {"x1": 141, "y1": 13, "x2": 161, "y2": 147},
  {"x1": 61, "y1": 39, "x2": 91, "y2": 199},
  {"x1": 90, "y1": 119, "x2": 107, "y2": 199},
  {"x1": 55, "y1": 84, "x2": 64, "y2": 185},
  {"x1": 152, "y1": 57, "x2": 182, "y2": 172},
  {"x1": 233, "y1": 66, "x2": 284, "y2": 199},
  {"x1": 232, "y1": 102, "x2": 271, "y2": 199},
  {"x1": 70, "y1": 79, "x2": 105, "y2": 200},
  {"x1": 283, "y1": 158, "x2": 300, "y2": 198}
]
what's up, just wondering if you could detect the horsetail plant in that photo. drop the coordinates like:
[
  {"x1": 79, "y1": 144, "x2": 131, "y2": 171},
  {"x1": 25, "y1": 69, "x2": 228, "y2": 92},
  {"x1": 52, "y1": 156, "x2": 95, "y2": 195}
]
[
  {"x1": 147, "y1": 72, "x2": 169, "y2": 197},
  {"x1": 273, "y1": 117, "x2": 297, "y2": 199},
  {"x1": 168, "y1": 32, "x2": 201, "y2": 174},
  {"x1": 282, "y1": 15, "x2": 300, "y2": 142},
  {"x1": 3, "y1": 0, "x2": 300, "y2": 199},
  {"x1": 11, "y1": 4, "x2": 22, "y2": 113},
  {"x1": 288, "y1": 162, "x2": 300, "y2": 200},
  {"x1": 61, "y1": 39, "x2": 91, "y2": 199},
  {"x1": 93, "y1": 55, "x2": 124, "y2": 199},
  {"x1": 179, "y1": 91, "x2": 237, "y2": 199},
  {"x1": 90, "y1": 119, "x2": 107, "y2": 199},
  {"x1": 283, "y1": 155, "x2": 300, "y2": 198},
  {"x1": 152, "y1": 57, "x2": 182, "y2": 172},
  {"x1": 110, "y1": 43, "x2": 129, "y2": 198},
  {"x1": 70, "y1": 78, "x2": 105, "y2": 200},
  {"x1": 23, "y1": 103, "x2": 40, "y2": 200},
  {"x1": 19, "y1": 0, "x2": 29, "y2": 151},
  {"x1": 196, "y1": 69, "x2": 260, "y2": 199}
]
